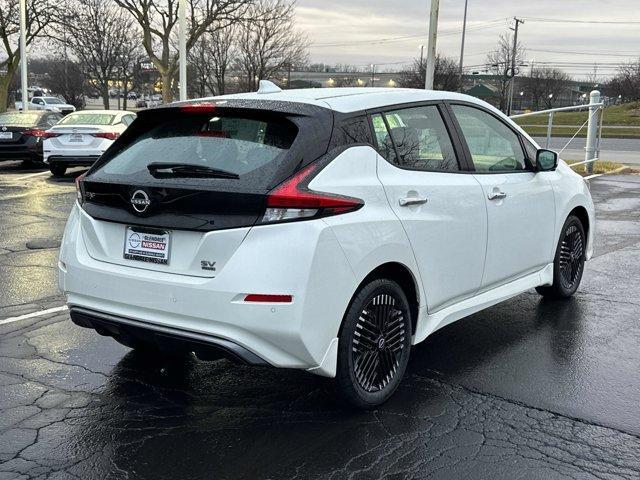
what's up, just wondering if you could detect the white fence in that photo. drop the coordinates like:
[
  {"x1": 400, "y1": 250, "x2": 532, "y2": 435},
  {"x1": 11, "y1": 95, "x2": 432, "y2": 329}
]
[{"x1": 511, "y1": 90, "x2": 604, "y2": 174}]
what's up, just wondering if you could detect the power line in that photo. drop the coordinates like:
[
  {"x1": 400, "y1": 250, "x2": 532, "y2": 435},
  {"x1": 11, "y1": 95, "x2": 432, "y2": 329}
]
[
  {"x1": 309, "y1": 18, "x2": 508, "y2": 48},
  {"x1": 527, "y1": 48, "x2": 640, "y2": 57},
  {"x1": 524, "y1": 17, "x2": 640, "y2": 25}
]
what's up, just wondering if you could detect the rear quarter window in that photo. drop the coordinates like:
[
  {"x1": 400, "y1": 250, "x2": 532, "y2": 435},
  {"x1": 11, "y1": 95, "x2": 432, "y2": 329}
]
[{"x1": 329, "y1": 115, "x2": 373, "y2": 150}]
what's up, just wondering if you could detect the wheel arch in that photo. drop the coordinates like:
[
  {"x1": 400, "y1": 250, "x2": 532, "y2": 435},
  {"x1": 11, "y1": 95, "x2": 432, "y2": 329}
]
[
  {"x1": 341, "y1": 262, "x2": 421, "y2": 336},
  {"x1": 569, "y1": 205, "x2": 590, "y2": 240}
]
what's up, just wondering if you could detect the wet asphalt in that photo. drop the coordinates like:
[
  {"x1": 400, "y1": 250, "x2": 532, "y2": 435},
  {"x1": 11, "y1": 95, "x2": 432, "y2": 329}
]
[{"x1": 1, "y1": 160, "x2": 640, "y2": 479}]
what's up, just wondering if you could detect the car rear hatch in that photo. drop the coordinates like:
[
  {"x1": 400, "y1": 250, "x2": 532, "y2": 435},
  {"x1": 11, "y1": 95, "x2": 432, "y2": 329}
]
[{"x1": 78, "y1": 99, "x2": 333, "y2": 278}]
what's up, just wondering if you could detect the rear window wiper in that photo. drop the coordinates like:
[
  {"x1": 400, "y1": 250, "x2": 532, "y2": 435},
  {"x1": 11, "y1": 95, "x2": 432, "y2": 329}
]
[{"x1": 147, "y1": 162, "x2": 240, "y2": 179}]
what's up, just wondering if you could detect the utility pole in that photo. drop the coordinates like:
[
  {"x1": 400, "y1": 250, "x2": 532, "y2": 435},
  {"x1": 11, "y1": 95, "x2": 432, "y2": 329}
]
[
  {"x1": 178, "y1": 0, "x2": 187, "y2": 101},
  {"x1": 507, "y1": 17, "x2": 524, "y2": 116},
  {"x1": 425, "y1": 0, "x2": 440, "y2": 90},
  {"x1": 371, "y1": 64, "x2": 375, "y2": 87},
  {"x1": 458, "y1": 0, "x2": 469, "y2": 91},
  {"x1": 287, "y1": 63, "x2": 292, "y2": 89},
  {"x1": 19, "y1": 0, "x2": 28, "y2": 111},
  {"x1": 420, "y1": 45, "x2": 425, "y2": 65}
]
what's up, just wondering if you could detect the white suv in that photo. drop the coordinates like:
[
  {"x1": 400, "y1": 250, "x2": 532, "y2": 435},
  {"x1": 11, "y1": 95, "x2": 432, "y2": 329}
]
[{"x1": 59, "y1": 86, "x2": 595, "y2": 408}]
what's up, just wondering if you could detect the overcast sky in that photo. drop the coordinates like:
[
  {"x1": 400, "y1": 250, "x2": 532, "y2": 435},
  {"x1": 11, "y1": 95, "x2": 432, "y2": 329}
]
[{"x1": 295, "y1": 0, "x2": 640, "y2": 78}]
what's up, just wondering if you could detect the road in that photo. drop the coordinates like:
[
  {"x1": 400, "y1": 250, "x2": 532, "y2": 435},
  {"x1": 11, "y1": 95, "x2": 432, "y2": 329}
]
[
  {"x1": 1, "y1": 161, "x2": 640, "y2": 479},
  {"x1": 533, "y1": 136, "x2": 640, "y2": 166}
]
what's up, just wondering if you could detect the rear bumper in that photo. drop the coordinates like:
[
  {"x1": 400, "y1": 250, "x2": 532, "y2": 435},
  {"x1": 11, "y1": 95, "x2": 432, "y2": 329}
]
[
  {"x1": 46, "y1": 155, "x2": 100, "y2": 167},
  {"x1": 70, "y1": 307, "x2": 268, "y2": 365},
  {"x1": 59, "y1": 203, "x2": 357, "y2": 377},
  {"x1": 0, "y1": 148, "x2": 42, "y2": 162}
]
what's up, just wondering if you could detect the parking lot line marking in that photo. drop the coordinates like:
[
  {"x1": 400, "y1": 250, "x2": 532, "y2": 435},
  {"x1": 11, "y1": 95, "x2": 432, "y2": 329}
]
[
  {"x1": 16, "y1": 171, "x2": 51, "y2": 181},
  {"x1": 0, "y1": 305, "x2": 68, "y2": 326}
]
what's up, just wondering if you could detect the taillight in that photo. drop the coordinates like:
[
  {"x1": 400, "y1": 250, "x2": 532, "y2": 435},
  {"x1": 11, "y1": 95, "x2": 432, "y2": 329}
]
[
  {"x1": 92, "y1": 132, "x2": 119, "y2": 140},
  {"x1": 75, "y1": 173, "x2": 86, "y2": 204},
  {"x1": 43, "y1": 131, "x2": 61, "y2": 139},
  {"x1": 22, "y1": 128, "x2": 47, "y2": 138},
  {"x1": 260, "y1": 163, "x2": 363, "y2": 224}
]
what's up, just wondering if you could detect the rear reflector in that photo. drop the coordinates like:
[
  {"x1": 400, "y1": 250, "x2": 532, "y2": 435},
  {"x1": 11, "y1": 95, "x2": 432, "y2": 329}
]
[{"x1": 244, "y1": 294, "x2": 293, "y2": 303}]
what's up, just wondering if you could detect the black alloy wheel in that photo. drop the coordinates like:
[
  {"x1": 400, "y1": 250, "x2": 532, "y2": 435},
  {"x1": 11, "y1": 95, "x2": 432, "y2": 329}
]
[
  {"x1": 536, "y1": 215, "x2": 586, "y2": 299},
  {"x1": 336, "y1": 278, "x2": 412, "y2": 408}
]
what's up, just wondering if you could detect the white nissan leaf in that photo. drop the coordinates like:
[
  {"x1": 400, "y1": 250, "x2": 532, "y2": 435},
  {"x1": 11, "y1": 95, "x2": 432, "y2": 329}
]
[{"x1": 59, "y1": 84, "x2": 595, "y2": 408}]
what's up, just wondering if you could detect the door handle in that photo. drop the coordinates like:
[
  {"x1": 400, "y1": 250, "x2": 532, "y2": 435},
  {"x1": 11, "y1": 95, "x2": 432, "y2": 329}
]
[
  {"x1": 399, "y1": 196, "x2": 428, "y2": 207},
  {"x1": 487, "y1": 191, "x2": 507, "y2": 200}
]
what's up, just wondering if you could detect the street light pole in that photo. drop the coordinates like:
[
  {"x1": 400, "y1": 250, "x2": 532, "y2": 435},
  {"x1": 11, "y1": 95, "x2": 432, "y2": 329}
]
[
  {"x1": 425, "y1": 0, "x2": 439, "y2": 90},
  {"x1": 19, "y1": 0, "x2": 28, "y2": 111},
  {"x1": 371, "y1": 64, "x2": 375, "y2": 87},
  {"x1": 178, "y1": 0, "x2": 187, "y2": 101},
  {"x1": 458, "y1": 0, "x2": 469, "y2": 91}
]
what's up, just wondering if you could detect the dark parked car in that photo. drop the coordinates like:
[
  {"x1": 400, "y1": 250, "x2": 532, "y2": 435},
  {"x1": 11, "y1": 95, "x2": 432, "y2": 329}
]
[{"x1": 0, "y1": 111, "x2": 63, "y2": 164}]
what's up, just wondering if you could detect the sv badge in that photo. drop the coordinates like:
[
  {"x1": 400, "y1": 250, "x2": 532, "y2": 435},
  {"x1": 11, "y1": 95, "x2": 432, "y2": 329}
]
[{"x1": 201, "y1": 260, "x2": 217, "y2": 271}]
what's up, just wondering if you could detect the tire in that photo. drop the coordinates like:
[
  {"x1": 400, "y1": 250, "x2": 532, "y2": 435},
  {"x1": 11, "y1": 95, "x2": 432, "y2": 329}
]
[
  {"x1": 335, "y1": 278, "x2": 413, "y2": 409},
  {"x1": 536, "y1": 215, "x2": 586, "y2": 299},
  {"x1": 49, "y1": 165, "x2": 66, "y2": 177}
]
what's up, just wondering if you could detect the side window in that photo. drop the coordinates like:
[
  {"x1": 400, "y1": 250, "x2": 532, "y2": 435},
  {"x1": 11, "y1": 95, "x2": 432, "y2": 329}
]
[
  {"x1": 371, "y1": 113, "x2": 397, "y2": 164},
  {"x1": 33, "y1": 98, "x2": 43, "y2": 105},
  {"x1": 374, "y1": 106, "x2": 460, "y2": 172},
  {"x1": 328, "y1": 115, "x2": 372, "y2": 150},
  {"x1": 451, "y1": 105, "x2": 527, "y2": 172},
  {"x1": 382, "y1": 105, "x2": 459, "y2": 171}
]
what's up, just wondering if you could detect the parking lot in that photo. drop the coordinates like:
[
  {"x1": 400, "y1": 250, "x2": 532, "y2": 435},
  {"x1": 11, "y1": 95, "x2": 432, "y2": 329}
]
[{"x1": 0, "y1": 161, "x2": 639, "y2": 479}]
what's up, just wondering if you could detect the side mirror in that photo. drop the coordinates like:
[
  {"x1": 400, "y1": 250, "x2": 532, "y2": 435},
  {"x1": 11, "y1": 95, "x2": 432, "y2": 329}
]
[{"x1": 536, "y1": 149, "x2": 558, "y2": 171}]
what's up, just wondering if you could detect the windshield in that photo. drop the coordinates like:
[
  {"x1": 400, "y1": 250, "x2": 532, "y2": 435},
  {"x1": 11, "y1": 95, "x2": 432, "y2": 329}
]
[
  {"x1": 0, "y1": 112, "x2": 41, "y2": 126},
  {"x1": 42, "y1": 97, "x2": 64, "y2": 105},
  {"x1": 98, "y1": 113, "x2": 298, "y2": 180},
  {"x1": 59, "y1": 113, "x2": 115, "y2": 126}
]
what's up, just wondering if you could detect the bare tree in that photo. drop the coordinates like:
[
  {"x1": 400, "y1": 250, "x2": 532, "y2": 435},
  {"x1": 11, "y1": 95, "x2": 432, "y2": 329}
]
[
  {"x1": 396, "y1": 56, "x2": 461, "y2": 91},
  {"x1": 605, "y1": 59, "x2": 640, "y2": 102},
  {"x1": 235, "y1": 0, "x2": 308, "y2": 92},
  {"x1": 0, "y1": 0, "x2": 59, "y2": 111},
  {"x1": 539, "y1": 68, "x2": 571, "y2": 108},
  {"x1": 62, "y1": 0, "x2": 138, "y2": 109},
  {"x1": 486, "y1": 33, "x2": 525, "y2": 112},
  {"x1": 114, "y1": 0, "x2": 250, "y2": 102},
  {"x1": 43, "y1": 59, "x2": 87, "y2": 108},
  {"x1": 189, "y1": 24, "x2": 236, "y2": 96}
]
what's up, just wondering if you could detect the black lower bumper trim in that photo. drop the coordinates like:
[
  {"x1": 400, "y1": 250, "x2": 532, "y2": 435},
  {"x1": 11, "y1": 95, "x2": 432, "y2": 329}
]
[
  {"x1": 69, "y1": 307, "x2": 268, "y2": 366},
  {"x1": 47, "y1": 156, "x2": 99, "y2": 167}
]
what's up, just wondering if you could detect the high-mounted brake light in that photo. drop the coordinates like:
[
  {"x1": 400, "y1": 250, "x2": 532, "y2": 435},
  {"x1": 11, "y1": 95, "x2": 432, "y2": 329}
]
[
  {"x1": 244, "y1": 294, "x2": 293, "y2": 303},
  {"x1": 261, "y1": 164, "x2": 363, "y2": 224},
  {"x1": 92, "y1": 132, "x2": 119, "y2": 140},
  {"x1": 180, "y1": 102, "x2": 217, "y2": 114}
]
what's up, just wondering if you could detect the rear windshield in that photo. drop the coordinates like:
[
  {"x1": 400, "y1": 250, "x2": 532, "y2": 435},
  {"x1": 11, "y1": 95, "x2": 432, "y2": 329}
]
[
  {"x1": 0, "y1": 112, "x2": 41, "y2": 126},
  {"x1": 96, "y1": 113, "x2": 298, "y2": 182},
  {"x1": 42, "y1": 97, "x2": 64, "y2": 105},
  {"x1": 59, "y1": 113, "x2": 115, "y2": 125}
]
